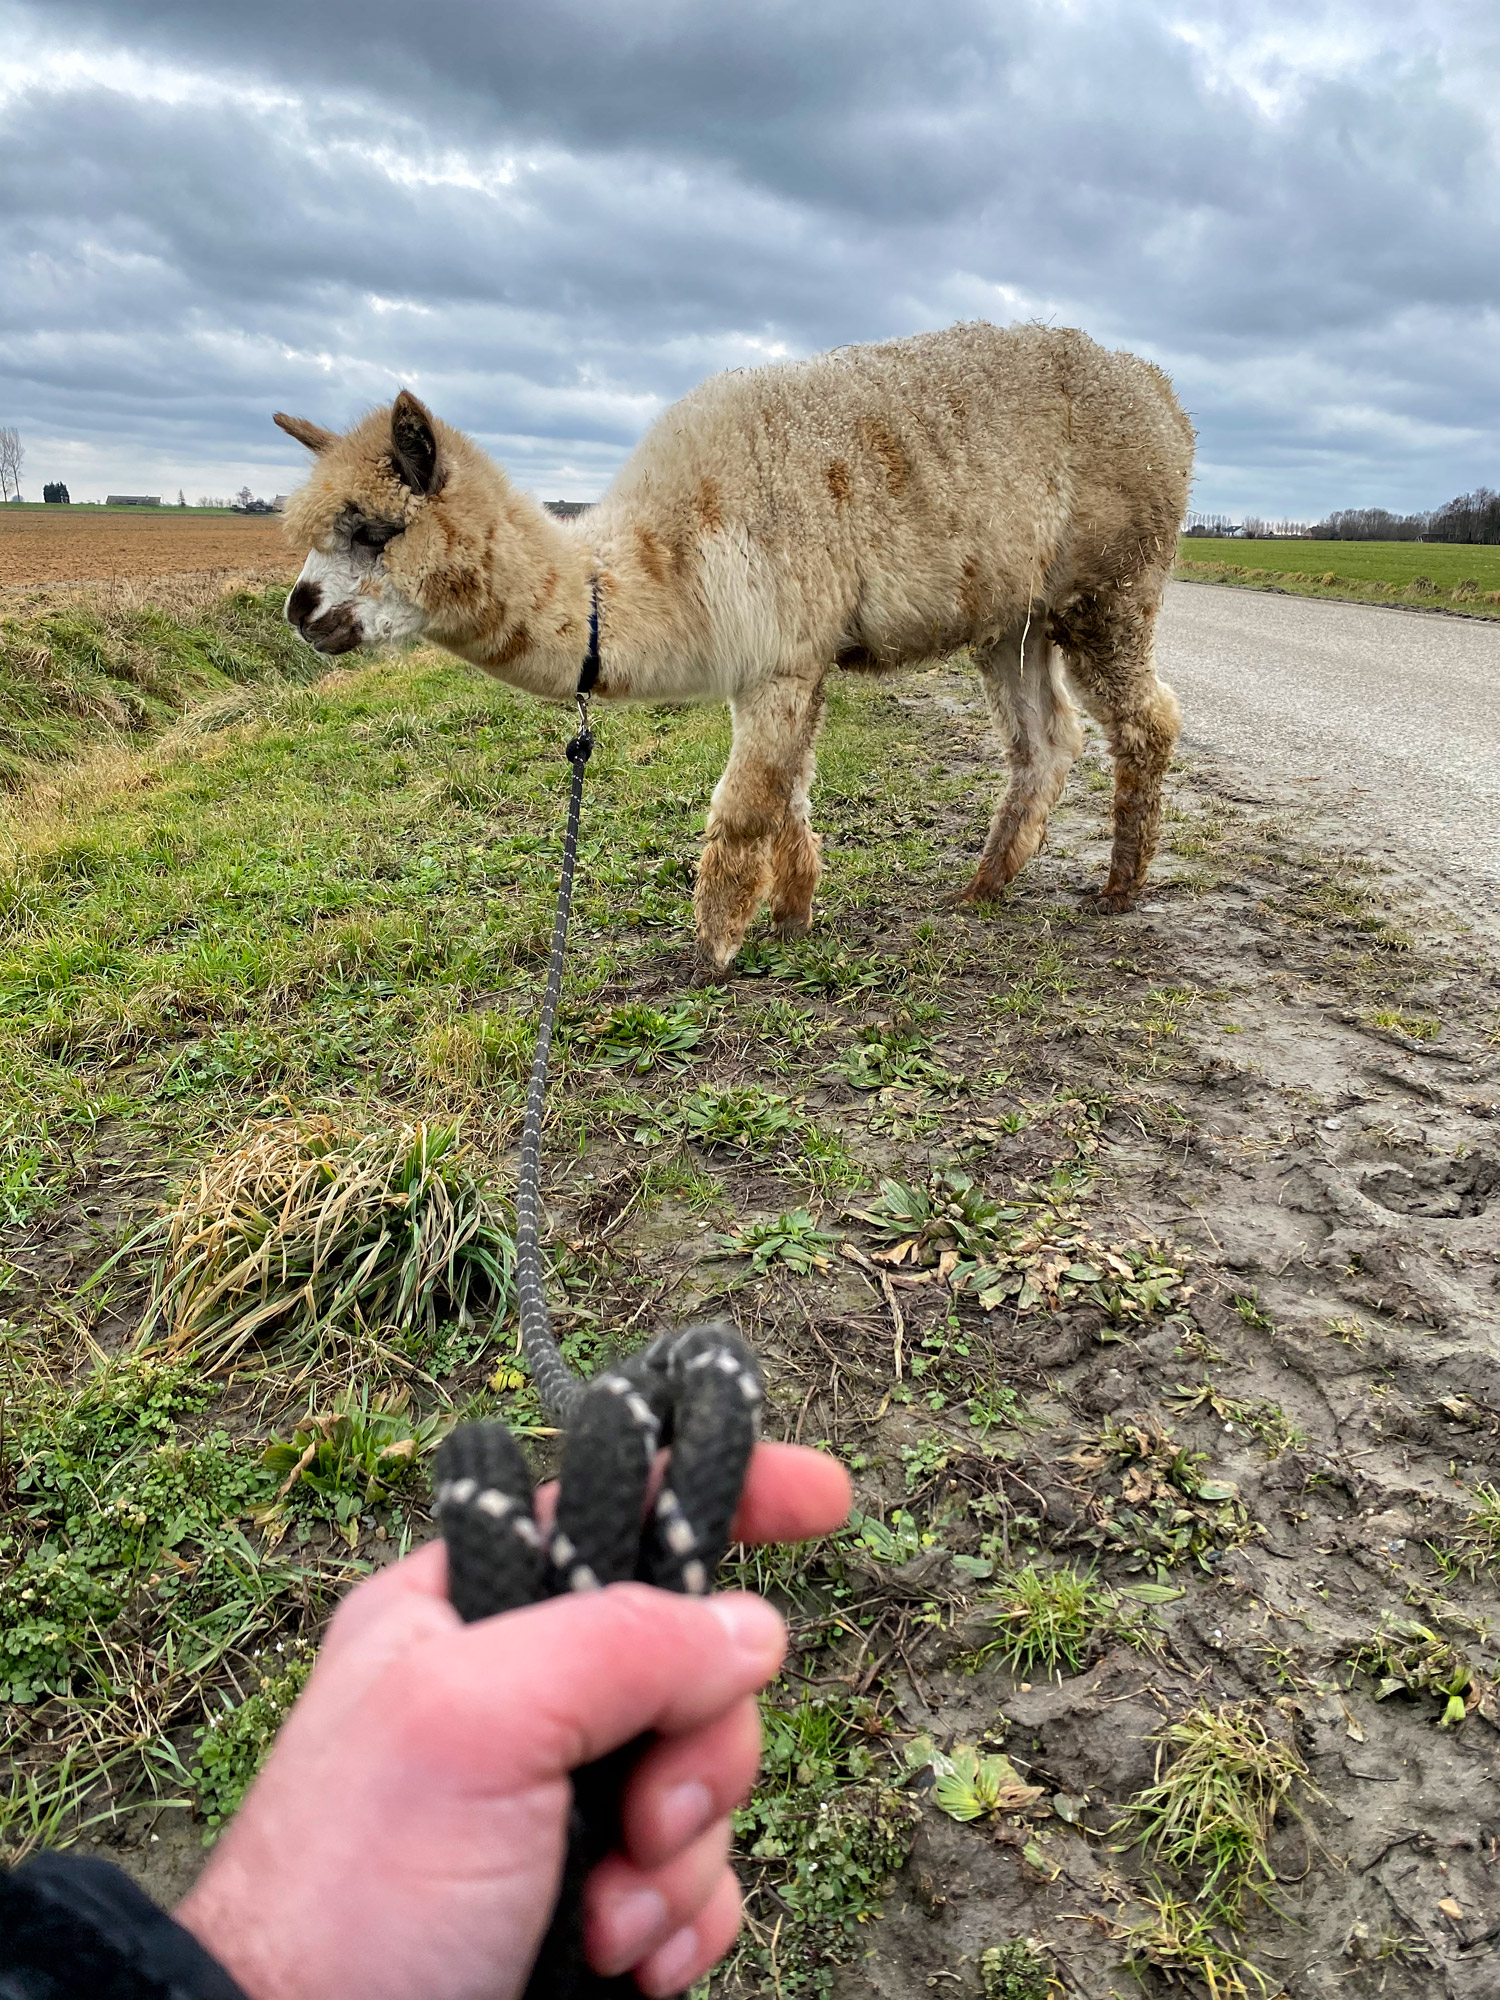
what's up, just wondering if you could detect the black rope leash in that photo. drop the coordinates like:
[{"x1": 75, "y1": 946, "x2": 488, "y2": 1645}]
[{"x1": 432, "y1": 599, "x2": 764, "y2": 1998}]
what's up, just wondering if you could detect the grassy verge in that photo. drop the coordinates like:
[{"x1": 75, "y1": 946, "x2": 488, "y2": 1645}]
[
  {"x1": 0, "y1": 583, "x2": 318, "y2": 786},
  {"x1": 1175, "y1": 536, "x2": 1500, "y2": 616}
]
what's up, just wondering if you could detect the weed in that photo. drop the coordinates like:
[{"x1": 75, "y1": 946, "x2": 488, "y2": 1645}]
[
  {"x1": 903, "y1": 1737, "x2": 1044, "y2": 1821},
  {"x1": 737, "y1": 938, "x2": 906, "y2": 1000},
  {"x1": 968, "y1": 1382, "x2": 1028, "y2": 1436},
  {"x1": 1, "y1": 1354, "x2": 280, "y2": 1705},
  {"x1": 830, "y1": 1021, "x2": 954, "y2": 1092},
  {"x1": 258, "y1": 1387, "x2": 448, "y2": 1545},
  {"x1": 1118, "y1": 1889, "x2": 1275, "y2": 1997},
  {"x1": 1348, "y1": 1618, "x2": 1483, "y2": 1728},
  {"x1": 845, "y1": 1507, "x2": 937, "y2": 1566},
  {"x1": 1168, "y1": 1381, "x2": 1307, "y2": 1458},
  {"x1": 973, "y1": 1564, "x2": 1112, "y2": 1677},
  {"x1": 730, "y1": 1695, "x2": 917, "y2": 1995},
  {"x1": 133, "y1": 1117, "x2": 513, "y2": 1367},
  {"x1": 1067, "y1": 1419, "x2": 1256, "y2": 1574},
  {"x1": 848, "y1": 1168, "x2": 1192, "y2": 1327},
  {"x1": 192, "y1": 1647, "x2": 313, "y2": 1836},
  {"x1": 680, "y1": 1084, "x2": 801, "y2": 1157},
  {"x1": 1230, "y1": 1292, "x2": 1274, "y2": 1332},
  {"x1": 978, "y1": 1938, "x2": 1057, "y2": 2000},
  {"x1": 587, "y1": 999, "x2": 705, "y2": 1073},
  {"x1": 715, "y1": 1207, "x2": 838, "y2": 1277},
  {"x1": 1129, "y1": 1704, "x2": 1308, "y2": 1912}
]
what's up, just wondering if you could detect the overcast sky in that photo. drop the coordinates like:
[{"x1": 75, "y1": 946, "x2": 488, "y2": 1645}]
[{"x1": 2, "y1": 0, "x2": 1497, "y2": 517}]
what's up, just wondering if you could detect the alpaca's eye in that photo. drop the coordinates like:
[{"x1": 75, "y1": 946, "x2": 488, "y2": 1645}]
[{"x1": 351, "y1": 519, "x2": 400, "y2": 552}]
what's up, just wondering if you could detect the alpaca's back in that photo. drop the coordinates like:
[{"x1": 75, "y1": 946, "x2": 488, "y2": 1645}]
[{"x1": 594, "y1": 322, "x2": 1193, "y2": 665}]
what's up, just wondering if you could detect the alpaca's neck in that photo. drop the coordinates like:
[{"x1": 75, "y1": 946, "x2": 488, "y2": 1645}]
[{"x1": 443, "y1": 479, "x2": 702, "y2": 707}]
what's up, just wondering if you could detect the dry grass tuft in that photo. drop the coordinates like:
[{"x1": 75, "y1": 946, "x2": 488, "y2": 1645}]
[
  {"x1": 1129, "y1": 1704, "x2": 1309, "y2": 1913},
  {"x1": 136, "y1": 1117, "x2": 513, "y2": 1366}
]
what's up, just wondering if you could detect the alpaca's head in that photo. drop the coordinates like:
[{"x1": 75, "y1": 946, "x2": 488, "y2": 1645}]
[{"x1": 275, "y1": 392, "x2": 500, "y2": 655}]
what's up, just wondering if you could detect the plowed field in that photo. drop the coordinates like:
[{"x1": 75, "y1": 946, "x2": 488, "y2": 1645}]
[{"x1": 0, "y1": 507, "x2": 296, "y2": 586}]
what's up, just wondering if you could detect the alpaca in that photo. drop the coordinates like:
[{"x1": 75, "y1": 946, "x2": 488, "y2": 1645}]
[{"x1": 275, "y1": 321, "x2": 1194, "y2": 972}]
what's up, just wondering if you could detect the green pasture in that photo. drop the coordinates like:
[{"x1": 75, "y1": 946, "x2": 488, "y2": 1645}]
[{"x1": 1175, "y1": 536, "x2": 1500, "y2": 615}]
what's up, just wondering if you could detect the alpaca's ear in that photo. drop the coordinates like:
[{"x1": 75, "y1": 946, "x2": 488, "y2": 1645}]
[
  {"x1": 391, "y1": 390, "x2": 443, "y2": 495},
  {"x1": 273, "y1": 412, "x2": 338, "y2": 453}
]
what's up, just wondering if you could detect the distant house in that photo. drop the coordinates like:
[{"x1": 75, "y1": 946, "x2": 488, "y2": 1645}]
[
  {"x1": 272, "y1": 496, "x2": 288, "y2": 512},
  {"x1": 543, "y1": 500, "x2": 591, "y2": 519},
  {"x1": 107, "y1": 494, "x2": 161, "y2": 507}
]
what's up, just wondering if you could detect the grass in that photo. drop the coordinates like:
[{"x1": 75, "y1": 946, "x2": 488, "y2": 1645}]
[
  {"x1": 973, "y1": 1563, "x2": 1112, "y2": 1677},
  {"x1": 133, "y1": 1118, "x2": 514, "y2": 1372},
  {"x1": 1118, "y1": 1889, "x2": 1275, "y2": 1998},
  {"x1": 1175, "y1": 536, "x2": 1500, "y2": 616},
  {"x1": 0, "y1": 584, "x2": 315, "y2": 784},
  {"x1": 1, "y1": 572, "x2": 1490, "y2": 1991},
  {"x1": 1128, "y1": 1705, "x2": 1308, "y2": 1913}
]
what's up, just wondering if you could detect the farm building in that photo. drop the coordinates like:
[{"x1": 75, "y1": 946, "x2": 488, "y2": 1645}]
[{"x1": 106, "y1": 494, "x2": 161, "y2": 506}]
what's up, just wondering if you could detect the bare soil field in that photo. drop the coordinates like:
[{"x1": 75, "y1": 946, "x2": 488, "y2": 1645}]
[
  {"x1": 0, "y1": 507, "x2": 295, "y2": 588},
  {"x1": 3, "y1": 592, "x2": 1499, "y2": 1999}
]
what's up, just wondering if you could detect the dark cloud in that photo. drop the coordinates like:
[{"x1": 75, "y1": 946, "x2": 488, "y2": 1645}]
[{"x1": 1, "y1": 0, "x2": 1496, "y2": 511}]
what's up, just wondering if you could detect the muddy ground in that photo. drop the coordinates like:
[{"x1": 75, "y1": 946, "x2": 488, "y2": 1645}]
[{"x1": 784, "y1": 677, "x2": 1500, "y2": 1997}]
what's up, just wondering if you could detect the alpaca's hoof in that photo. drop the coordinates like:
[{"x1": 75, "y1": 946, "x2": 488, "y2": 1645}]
[
  {"x1": 770, "y1": 913, "x2": 811, "y2": 941},
  {"x1": 1095, "y1": 884, "x2": 1139, "y2": 914},
  {"x1": 693, "y1": 940, "x2": 737, "y2": 982},
  {"x1": 948, "y1": 877, "x2": 1003, "y2": 909}
]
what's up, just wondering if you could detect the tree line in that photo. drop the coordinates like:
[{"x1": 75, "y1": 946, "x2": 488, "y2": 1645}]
[{"x1": 1309, "y1": 488, "x2": 1500, "y2": 543}]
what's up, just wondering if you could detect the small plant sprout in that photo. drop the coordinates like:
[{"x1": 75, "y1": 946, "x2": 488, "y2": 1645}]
[
  {"x1": 715, "y1": 1207, "x2": 838, "y2": 1276},
  {"x1": 978, "y1": 1938, "x2": 1057, "y2": 2000},
  {"x1": 904, "y1": 1736, "x2": 1044, "y2": 1822}
]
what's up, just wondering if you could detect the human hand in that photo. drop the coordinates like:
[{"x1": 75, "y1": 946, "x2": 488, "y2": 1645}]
[{"x1": 176, "y1": 1441, "x2": 850, "y2": 2000}]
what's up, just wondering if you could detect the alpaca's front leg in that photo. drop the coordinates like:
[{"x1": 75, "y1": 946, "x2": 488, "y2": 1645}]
[{"x1": 695, "y1": 672, "x2": 826, "y2": 974}]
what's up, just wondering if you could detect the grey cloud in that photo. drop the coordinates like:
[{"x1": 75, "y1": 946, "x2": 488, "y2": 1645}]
[{"x1": 2, "y1": 0, "x2": 1498, "y2": 511}]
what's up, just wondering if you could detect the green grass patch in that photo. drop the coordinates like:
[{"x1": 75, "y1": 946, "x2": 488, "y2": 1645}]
[{"x1": 1175, "y1": 538, "x2": 1500, "y2": 615}]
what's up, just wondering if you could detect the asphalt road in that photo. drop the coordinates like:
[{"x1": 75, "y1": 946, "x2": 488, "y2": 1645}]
[{"x1": 1155, "y1": 582, "x2": 1500, "y2": 897}]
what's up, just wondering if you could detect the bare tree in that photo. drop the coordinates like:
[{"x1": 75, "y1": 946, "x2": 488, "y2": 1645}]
[{"x1": 0, "y1": 427, "x2": 22, "y2": 502}]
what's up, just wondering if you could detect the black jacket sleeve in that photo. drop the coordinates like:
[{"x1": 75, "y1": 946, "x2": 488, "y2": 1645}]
[{"x1": 0, "y1": 1851, "x2": 249, "y2": 2000}]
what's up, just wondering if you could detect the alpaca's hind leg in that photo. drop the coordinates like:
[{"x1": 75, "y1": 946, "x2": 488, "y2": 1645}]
[
  {"x1": 695, "y1": 673, "x2": 826, "y2": 973},
  {"x1": 957, "y1": 618, "x2": 1082, "y2": 903},
  {"x1": 1056, "y1": 587, "x2": 1180, "y2": 911}
]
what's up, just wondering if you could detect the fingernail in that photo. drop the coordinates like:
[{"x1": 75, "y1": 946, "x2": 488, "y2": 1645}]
[
  {"x1": 643, "y1": 1922, "x2": 698, "y2": 1995},
  {"x1": 709, "y1": 1594, "x2": 784, "y2": 1663},
  {"x1": 659, "y1": 1779, "x2": 714, "y2": 1851},
  {"x1": 602, "y1": 1887, "x2": 667, "y2": 1972}
]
